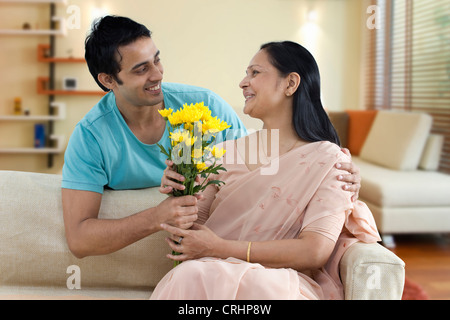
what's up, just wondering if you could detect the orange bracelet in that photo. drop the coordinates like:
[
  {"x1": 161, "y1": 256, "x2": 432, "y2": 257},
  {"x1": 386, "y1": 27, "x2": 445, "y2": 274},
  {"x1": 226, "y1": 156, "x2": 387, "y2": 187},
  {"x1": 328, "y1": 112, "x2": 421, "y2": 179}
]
[{"x1": 247, "y1": 242, "x2": 252, "y2": 263}]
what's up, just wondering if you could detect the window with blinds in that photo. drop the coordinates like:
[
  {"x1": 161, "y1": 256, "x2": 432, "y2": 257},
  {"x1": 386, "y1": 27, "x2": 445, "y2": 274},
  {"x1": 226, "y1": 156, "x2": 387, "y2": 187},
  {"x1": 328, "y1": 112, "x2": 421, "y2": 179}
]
[{"x1": 363, "y1": 0, "x2": 450, "y2": 174}]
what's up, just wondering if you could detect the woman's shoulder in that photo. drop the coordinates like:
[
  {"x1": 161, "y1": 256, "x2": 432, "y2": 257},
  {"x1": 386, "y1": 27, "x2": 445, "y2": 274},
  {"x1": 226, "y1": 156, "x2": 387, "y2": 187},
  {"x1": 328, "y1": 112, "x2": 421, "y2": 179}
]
[{"x1": 298, "y1": 141, "x2": 351, "y2": 164}]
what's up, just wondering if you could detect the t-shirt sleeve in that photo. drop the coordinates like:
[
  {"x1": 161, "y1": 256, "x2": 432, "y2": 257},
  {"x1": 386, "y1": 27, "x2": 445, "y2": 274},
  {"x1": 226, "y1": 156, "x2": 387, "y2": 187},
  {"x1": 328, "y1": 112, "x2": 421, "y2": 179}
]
[{"x1": 62, "y1": 124, "x2": 108, "y2": 194}]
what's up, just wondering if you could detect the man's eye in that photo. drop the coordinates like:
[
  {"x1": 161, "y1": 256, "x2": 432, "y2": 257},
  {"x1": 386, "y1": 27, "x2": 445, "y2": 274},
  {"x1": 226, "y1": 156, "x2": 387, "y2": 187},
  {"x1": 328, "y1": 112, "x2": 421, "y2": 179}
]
[
  {"x1": 137, "y1": 67, "x2": 148, "y2": 73},
  {"x1": 252, "y1": 70, "x2": 259, "y2": 76}
]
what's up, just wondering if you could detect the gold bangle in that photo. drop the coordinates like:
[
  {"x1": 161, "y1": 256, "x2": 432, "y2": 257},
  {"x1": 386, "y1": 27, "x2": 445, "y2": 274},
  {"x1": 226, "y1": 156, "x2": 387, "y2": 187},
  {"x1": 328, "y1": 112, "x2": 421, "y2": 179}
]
[{"x1": 247, "y1": 242, "x2": 252, "y2": 263}]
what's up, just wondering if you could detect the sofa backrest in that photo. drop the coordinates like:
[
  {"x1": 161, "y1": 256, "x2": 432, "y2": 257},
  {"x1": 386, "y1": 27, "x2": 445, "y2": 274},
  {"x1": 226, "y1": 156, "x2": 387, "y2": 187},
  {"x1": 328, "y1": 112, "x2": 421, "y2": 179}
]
[
  {"x1": 359, "y1": 111, "x2": 433, "y2": 171},
  {"x1": 0, "y1": 171, "x2": 172, "y2": 293},
  {"x1": 346, "y1": 110, "x2": 378, "y2": 156}
]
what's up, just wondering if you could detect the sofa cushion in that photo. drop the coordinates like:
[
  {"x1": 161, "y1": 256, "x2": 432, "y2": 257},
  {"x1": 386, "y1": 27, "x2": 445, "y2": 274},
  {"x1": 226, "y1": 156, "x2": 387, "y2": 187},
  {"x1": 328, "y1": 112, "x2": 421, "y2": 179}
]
[
  {"x1": 419, "y1": 134, "x2": 444, "y2": 171},
  {"x1": 354, "y1": 157, "x2": 450, "y2": 207},
  {"x1": 0, "y1": 171, "x2": 172, "y2": 297},
  {"x1": 328, "y1": 111, "x2": 349, "y2": 147},
  {"x1": 359, "y1": 111, "x2": 432, "y2": 171},
  {"x1": 346, "y1": 110, "x2": 378, "y2": 156}
]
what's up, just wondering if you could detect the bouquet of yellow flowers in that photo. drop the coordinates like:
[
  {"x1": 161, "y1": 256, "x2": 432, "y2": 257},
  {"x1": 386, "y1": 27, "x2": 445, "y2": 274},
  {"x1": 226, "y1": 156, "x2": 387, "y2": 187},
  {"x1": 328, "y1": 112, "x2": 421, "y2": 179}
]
[{"x1": 158, "y1": 102, "x2": 230, "y2": 197}]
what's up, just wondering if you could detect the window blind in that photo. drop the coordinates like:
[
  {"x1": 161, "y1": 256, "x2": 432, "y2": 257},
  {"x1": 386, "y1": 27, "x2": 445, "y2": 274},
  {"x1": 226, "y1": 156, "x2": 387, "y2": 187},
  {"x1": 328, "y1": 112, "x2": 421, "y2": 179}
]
[{"x1": 363, "y1": 0, "x2": 450, "y2": 174}]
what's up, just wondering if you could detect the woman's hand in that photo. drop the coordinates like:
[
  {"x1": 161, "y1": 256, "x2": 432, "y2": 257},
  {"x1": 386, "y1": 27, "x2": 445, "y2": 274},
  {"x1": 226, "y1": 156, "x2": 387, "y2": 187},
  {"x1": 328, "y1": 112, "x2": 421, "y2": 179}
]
[
  {"x1": 160, "y1": 223, "x2": 223, "y2": 262},
  {"x1": 337, "y1": 148, "x2": 361, "y2": 202}
]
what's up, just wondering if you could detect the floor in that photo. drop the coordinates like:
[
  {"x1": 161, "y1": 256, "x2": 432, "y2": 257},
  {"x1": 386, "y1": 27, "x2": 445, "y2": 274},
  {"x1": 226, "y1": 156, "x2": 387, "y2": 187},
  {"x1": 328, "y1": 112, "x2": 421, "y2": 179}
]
[{"x1": 388, "y1": 234, "x2": 450, "y2": 300}]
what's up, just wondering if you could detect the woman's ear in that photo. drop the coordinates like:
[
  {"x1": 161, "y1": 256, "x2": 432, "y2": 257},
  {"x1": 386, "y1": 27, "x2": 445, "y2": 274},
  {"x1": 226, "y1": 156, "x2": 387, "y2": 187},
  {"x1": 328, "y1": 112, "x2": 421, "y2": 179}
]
[
  {"x1": 285, "y1": 72, "x2": 301, "y2": 97},
  {"x1": 97, "y1": 73, "x2": 117, "y2": 91}
]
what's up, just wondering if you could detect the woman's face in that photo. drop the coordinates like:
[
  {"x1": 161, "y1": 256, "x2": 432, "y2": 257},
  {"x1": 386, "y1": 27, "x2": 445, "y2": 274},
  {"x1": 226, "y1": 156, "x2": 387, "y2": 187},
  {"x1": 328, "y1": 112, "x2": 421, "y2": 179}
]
[{"x1": 239, "y1": 49, "x2": 289, "y2": 121}]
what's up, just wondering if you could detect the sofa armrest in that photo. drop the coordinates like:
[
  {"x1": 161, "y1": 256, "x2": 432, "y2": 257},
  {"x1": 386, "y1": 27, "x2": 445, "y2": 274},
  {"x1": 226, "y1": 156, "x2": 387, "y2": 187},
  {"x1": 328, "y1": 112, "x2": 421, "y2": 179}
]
[{"x1": 340, "y1": 242, "x2": 405, "y2": 300}]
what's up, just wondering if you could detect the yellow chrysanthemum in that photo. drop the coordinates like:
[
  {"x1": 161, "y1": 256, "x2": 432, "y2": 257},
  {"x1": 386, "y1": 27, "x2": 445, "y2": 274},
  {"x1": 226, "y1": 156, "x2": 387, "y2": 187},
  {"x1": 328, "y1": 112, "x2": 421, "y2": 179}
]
[
  {"x1": 170, "y1": 130, "x2": 193, "y2": 146},
  {"x1": 166, "y1": 102, "x2": 231, "y2": 138},
  {"x1": 182, "y1": 103, "x2": 204, "y2": 123},
  {"x1": 192, "y1": 147, "x2": 203, "y2": 160},
  {"x1": 158, "y1": 108, "x2": 173, "y2": 119},
  {"x1": 202, "y1": 117, "x2": 231, "y2": 135},
  {"x1": 195, "y1": 162, "x2": 208, "y2": 172},
  {"x1": 167, "y1": 110, "x2": 183, "y2": 127},
  {"x1": 210, "y1": 146, "x2": 226, "y2": 159}
]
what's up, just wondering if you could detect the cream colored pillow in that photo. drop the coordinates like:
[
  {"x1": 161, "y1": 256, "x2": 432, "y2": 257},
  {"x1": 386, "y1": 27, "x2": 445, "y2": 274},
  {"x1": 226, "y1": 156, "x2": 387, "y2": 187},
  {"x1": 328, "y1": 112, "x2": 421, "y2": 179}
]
[
  {"x1": 359, "y1": 111, "x2": 432, "y2": 171},
  {"x1": 419, "y1": 134, "x2": 444, "y2": 171}
]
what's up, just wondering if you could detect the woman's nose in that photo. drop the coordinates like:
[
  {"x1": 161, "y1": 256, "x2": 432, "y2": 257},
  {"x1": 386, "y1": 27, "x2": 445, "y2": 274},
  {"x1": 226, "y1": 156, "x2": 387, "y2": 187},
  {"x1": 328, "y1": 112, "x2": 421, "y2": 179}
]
[{"x1": 239, "y1": 76, "x2": 249, "y2": 89}]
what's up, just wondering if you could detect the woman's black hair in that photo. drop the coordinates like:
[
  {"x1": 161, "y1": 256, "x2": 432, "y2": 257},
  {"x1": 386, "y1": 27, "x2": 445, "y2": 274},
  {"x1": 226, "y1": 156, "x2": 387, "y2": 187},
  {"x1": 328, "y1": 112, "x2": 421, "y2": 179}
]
[
  {"x1": 260, "y1": 41, "x2": 340, "y2": 146},
  {"x1": 85, "y1": 16, "x2": 152, "y2": 92}
]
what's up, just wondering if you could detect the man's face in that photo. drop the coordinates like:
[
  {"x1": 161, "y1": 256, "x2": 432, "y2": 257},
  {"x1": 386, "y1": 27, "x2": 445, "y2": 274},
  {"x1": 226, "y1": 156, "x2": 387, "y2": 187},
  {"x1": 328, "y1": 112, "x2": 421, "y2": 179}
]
[{"x1": 112, "y1": 37, "x2": 165, "y2": 109}]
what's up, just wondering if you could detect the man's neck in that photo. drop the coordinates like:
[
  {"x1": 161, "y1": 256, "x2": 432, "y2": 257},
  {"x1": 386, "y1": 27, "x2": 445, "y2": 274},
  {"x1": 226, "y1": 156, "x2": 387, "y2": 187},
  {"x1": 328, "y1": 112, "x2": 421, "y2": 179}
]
[{"x1": 117, "y1": 101, "x2": 167, "y2": 145}]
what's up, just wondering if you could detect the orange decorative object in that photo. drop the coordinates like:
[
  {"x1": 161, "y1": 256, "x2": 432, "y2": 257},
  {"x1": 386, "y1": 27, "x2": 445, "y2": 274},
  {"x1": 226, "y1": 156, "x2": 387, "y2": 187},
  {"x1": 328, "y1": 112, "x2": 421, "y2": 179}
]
[{"x1": 346, "y1": 110, "x2": 378, "y2": 156}]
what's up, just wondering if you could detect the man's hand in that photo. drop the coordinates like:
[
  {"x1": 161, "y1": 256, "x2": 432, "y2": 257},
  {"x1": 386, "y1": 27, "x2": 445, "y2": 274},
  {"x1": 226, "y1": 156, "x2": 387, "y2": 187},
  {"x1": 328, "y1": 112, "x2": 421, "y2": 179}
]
[
  {"x1": 154, "y1": 195, "x2": 199, "y2": 230},
  {"x1": 337, "y1": 148, "x2": 361, "y2": 202},
  {"x1": 159, "y1": 160, "x2": 203, "y2": 199},
  {"x1": 159, "y1": 160, "x2": 186, "y2": 194}
]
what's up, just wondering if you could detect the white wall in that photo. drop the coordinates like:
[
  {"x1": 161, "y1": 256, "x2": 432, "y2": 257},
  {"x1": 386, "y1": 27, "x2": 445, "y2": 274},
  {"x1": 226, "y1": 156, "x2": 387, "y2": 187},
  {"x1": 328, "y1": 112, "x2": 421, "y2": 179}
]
[{"x1": 0, "y1": 0, "x2": 365, "y2": 173}]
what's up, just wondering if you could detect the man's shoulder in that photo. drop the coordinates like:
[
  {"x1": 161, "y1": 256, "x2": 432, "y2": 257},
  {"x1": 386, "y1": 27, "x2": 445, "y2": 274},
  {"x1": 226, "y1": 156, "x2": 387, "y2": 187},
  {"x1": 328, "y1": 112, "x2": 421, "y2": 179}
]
[
  {"x1": 162, "y1": 82, "x2": 213, "y2": 95},
  {"x1": 78, "y1": 92, "x2": 116, "y2": 128},
  {"x1": 161, "y1": 82, "x2": 232, "y2": 114}
]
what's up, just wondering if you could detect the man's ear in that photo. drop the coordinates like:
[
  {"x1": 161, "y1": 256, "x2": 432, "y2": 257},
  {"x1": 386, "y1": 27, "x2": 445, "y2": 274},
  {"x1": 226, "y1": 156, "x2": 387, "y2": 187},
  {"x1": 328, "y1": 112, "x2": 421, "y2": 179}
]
[
  {"x1": 285, "y1": 72, "x2": 301, "y2": 97},
  {"x1": 97, "y1": 73, "x2": 117, "y2": 91}
]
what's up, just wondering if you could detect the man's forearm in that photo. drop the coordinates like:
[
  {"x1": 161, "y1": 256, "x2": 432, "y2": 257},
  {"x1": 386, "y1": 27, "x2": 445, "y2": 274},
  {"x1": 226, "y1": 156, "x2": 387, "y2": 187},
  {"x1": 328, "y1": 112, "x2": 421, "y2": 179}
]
[{"x1": 66, "y1": 207, "x2": 161, "y2": 259}]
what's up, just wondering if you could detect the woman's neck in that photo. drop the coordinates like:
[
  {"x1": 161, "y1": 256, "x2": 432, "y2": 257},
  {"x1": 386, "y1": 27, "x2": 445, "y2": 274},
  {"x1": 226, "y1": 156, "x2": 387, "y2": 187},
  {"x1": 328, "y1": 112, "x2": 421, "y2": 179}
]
[{"x1": 261, "y1": 120, "x2": 305, "y2": 157}]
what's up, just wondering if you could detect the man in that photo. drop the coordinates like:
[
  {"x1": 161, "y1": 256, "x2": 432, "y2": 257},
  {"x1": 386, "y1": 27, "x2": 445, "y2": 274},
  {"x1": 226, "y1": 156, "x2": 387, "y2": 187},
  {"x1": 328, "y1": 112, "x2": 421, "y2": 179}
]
[{"x1": 62, "y1": 16, "x2": 359, "y2": 259}]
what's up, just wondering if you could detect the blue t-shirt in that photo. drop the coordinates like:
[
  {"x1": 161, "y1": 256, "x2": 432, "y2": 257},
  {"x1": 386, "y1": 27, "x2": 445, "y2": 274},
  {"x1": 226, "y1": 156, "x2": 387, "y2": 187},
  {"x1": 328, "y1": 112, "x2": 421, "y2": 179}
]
[{"x1": 62, "y1": 83, "x2": 247, "y2": 194}]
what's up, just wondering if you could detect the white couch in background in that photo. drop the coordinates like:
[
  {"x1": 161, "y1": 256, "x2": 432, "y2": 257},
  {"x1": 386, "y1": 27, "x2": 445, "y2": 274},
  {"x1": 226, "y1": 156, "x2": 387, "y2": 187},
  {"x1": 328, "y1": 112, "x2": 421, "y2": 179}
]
[{"x1": 330, "y1": 110, "x2": 450, "y2": 247}]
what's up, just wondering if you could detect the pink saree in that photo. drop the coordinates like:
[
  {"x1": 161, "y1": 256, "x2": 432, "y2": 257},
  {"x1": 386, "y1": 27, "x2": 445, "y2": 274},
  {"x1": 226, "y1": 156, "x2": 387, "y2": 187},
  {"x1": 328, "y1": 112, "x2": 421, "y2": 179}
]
[{"x1": 150, "y1": 140, "x2": 380, "y2": 300}]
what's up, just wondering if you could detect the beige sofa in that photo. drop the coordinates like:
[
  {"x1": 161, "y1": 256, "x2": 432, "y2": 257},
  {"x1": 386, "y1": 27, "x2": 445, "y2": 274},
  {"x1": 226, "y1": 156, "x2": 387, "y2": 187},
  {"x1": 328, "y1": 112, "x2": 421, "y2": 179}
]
[
  {"x1": 329, "y1": 110, "x2": 450, "y2": 247},
  {"x1": 0, "y1": 170, "x2": 405, "y2": 300}
]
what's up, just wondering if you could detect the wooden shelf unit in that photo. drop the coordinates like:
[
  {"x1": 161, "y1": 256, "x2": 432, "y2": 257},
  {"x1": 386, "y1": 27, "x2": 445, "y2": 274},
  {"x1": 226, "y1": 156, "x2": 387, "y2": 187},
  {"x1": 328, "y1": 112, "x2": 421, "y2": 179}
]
[
  {"x1": 0, "y1": 15, "x2": 67, "y2": 36},
  {"x1": 37, "y1": 77, "x2": 106, "y2": 96},
  {"x1": 37, "y1": 45, "x2": 105, "y2": 96},
  {"x1": 0, "y1": 0, "x2": 70, "y2": 165},
  {"x1": 0, "y1": 0, "x2": 67, "y2": 3},
  {"x1": 37, "y1": 44, "x2": 85, "y2": 63},
  {"x1": 0, "y1": 102, "x2": 66, "y2": 121},
  {"x1": 0, "y1": 135, "x2": 65, "y2": 154}
]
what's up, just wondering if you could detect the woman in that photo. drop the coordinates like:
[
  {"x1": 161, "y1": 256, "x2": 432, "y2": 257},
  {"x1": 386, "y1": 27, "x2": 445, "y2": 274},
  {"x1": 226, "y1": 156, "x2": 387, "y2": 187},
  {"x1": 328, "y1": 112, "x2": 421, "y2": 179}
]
[{"x1": 150, "y1": 41, "x2": 380, "y2": 300}]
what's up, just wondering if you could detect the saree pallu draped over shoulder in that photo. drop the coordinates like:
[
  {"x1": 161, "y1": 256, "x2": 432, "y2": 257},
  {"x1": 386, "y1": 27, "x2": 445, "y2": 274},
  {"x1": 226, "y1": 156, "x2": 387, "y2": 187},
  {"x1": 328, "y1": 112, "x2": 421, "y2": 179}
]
[{"x1": 150, "y1": 140, "x2": 381, "y2": 300}]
